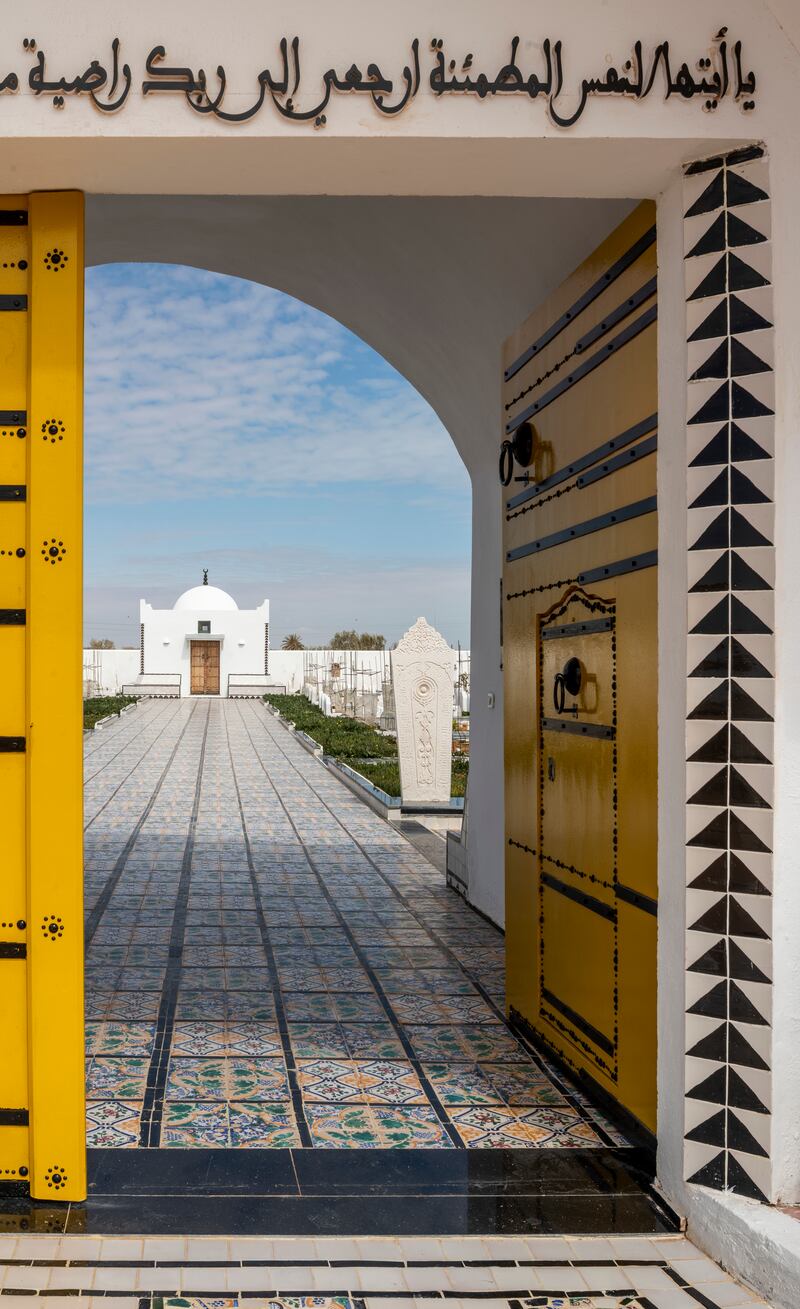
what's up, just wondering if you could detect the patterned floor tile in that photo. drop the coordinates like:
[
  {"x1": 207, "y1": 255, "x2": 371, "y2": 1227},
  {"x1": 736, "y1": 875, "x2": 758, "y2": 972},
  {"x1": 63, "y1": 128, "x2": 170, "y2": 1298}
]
[
  {"x1": 356, "y1": 1060, "x2": 427, "y2": 1104},
  {"x1": 225, "y1": 1022, "x2": 283, "y2": 1056},
  {"x1": 172, "y1": 1022, "x2": 229, "y2": 1056},
  {"x1": 519, "y1": 1106, "x2": 604, "y2": 1147},
  {"x1": 372, "y1": 1105, "x2": 455, "y2": 1148},
  {"x1": 481, "y1": 1062, "x2": 570, "y2": 1106},
  {"x1": 288, "y1": 1023, "x2": 349, "y2": 1059},
  {"x1": 107, "y1": 993, "x2": 161, "y2": 1021},
  {"x1": 341, "y1": 1023, "x2": 405, "y2": 1059},
  {"x1": 90, "y1": 1021, "x2": 157, "y2": 1056},
  {"x1": 321, "y1": 966, "x2": 374, "y2": 991},
  {"x1": 82, "y1": 700, "x2": 631, "y2": 1154},
  {"x1": 175, "y1": 994, "x2": 229, "y2": 1021},
  {"x1": 227, "y1": 1058, "x2": 289, "y2": 1100},
  {"x1": 225, "y1": 991, "x2": 278, "y2": 1021},
  {"x1": 282, "y1": 992, "x2": 337, "y2": 1022},
  {"x1": 228, "y1": 1102, "x2": 301, "y2": 1147},
  {"x1": 226, "y1": 966, "x2": 272, "y2": 990},
  {"x1": 161, "y1": 1101, "x2": 230, "y2": 1147},
  {"x1": 436, "y1": 994, "x2": 499, "y2": 1023},
  {"x1": 330, "y1": 993, "x2": 385, "y2": 1021},
  {"x1": 297, "y1": 1059, "x2": 363, "y2": 1102},
  {"x1": 447, "y1": 1104, "x2": 541, "y2": 1147},
  {"x1": 86, "y1": 1056, "x2": 150, "y2": 1099},
  {"x1": 422, "y1": 1062, "x2": 504, "y2": 1106},
  {"x1": 118, "y1": 966, "x2": 166, "y2": 989},
  {"x1": 86, "y1": 1099, "x2": 142, "y2": 1147},
  {"x1": 182, "y1": 968, "x2": 227, "y2": 990},
  {"x1": 304, "y1": 1104, "x2": 380, "y2": 1147},
  {"x1": 389, "y1": 994, "x2": 446, "y2": 1023},
  {"x1": 166, "y1": 1057, "x2": 227, "y2": 1100}
]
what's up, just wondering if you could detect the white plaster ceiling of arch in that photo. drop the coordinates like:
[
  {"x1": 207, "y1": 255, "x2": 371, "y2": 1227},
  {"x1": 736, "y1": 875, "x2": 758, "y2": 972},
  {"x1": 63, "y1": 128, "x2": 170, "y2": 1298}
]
[{"x1": 85, "y1": 195, "x2": 634, "y2": 471}]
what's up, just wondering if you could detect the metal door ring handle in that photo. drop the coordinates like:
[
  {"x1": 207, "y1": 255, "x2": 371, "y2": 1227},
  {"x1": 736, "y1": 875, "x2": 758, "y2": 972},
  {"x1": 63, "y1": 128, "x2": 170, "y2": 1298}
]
[{"x1": 553, "y1": 657, "x2": 582, "y2": 714}]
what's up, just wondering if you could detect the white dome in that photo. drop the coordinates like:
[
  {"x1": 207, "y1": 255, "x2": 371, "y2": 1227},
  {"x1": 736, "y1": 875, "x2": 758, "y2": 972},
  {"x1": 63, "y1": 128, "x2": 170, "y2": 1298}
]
[{"x1": 173, "y1": 584, "x2": 238, "y2": 612}]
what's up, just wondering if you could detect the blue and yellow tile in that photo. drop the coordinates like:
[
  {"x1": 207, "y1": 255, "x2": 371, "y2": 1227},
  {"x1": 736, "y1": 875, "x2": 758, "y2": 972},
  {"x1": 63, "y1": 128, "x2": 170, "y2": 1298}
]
[
  {"x1": 86, "y1": 1056, "x2": 150, "y2": 1099},
  {"x1": 161, "y1": 1101, "x2": 229, "y2": 1148},
  {"x1": 305, "y1": 1104, "x2": 380, "y2": 1148},
  {"x1": 372, "y1": 1105, "x2": 454, "y2": 1149},
  {"x1": 228, "y1": 1102, "x2": 301, "y2": 1148}
]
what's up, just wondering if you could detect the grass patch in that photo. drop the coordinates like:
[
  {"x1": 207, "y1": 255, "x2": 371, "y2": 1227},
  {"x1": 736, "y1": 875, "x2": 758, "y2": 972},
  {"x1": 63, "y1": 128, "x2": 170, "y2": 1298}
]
[{"x1": 84, "y1": 694, "x2": 138, "y2": 729}]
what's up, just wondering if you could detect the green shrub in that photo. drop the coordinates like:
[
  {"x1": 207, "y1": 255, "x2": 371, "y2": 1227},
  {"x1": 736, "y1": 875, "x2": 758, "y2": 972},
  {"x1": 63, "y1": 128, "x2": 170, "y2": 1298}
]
[
  {"x1": 84, "y1": 694, "x2": 138, "y2": 729},
  {"x1": 264, "y1": 694, "x2": 397, "y2": 759},
  {"x1": 348, "y1": 757, "x2": 468, "y2": 799},
  {"x1": 265, "y1": 695, "x2": 468, "y2": 799}
]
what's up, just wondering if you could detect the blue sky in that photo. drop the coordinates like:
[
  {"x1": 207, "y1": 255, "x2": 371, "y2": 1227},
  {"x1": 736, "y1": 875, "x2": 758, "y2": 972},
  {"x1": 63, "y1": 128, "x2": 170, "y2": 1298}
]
[{"x1": 84, "y1": 264, "x2": 471, "y2": 648}]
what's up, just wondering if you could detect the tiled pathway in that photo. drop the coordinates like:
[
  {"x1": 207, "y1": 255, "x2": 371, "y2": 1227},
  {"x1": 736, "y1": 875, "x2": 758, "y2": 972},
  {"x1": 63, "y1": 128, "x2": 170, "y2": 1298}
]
[
  {"x1": 83, "y1": 700, "x2": 627, "y2": 1152},
  {"x1": 0, "y1": 1232, "x2": 771, "y2": 1309}
]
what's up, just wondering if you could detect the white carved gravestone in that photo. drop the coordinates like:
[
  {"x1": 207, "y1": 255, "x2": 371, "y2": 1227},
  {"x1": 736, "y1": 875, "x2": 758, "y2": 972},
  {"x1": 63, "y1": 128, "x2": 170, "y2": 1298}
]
[{"x1": 391, "y1": 618, "x2": 454, "y2": 803}]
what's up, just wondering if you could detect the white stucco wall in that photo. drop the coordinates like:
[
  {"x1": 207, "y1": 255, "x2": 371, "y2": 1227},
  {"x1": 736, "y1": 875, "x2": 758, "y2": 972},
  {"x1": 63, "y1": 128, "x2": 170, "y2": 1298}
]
[
  {"x1": 141, "y1": 598, "x2": 268, "y2": 695},
  {"x1": 83, "y1": 647, "x2": 139, "y2": 693}
]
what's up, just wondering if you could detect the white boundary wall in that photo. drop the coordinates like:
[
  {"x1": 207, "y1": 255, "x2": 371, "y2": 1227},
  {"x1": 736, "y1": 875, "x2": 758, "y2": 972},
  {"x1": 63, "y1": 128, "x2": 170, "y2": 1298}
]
[{"x1": 84, "y1": 647, "x2": 470, "y2": 702}]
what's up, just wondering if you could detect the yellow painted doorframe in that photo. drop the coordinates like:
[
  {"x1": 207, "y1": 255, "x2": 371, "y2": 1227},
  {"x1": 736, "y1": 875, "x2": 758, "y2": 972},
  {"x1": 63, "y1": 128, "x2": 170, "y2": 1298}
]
[{"x1": 1, "y1": 192, "x2": 86, "y2": 1201}]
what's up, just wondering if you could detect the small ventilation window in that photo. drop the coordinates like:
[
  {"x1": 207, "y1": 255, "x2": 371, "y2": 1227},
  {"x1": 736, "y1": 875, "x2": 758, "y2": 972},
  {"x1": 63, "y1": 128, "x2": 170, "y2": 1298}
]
[{"x1": 198, "y1": 620, "x2": 211, "y2": 634}]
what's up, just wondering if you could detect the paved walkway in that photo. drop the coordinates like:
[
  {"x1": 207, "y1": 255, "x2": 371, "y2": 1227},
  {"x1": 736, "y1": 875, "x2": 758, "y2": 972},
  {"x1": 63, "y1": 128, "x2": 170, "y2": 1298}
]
[
  {"x1": 83, "y1": 699, "x2": 626, "y2": 1152},
  {"x1": 0, "y1": 1232, "x2": 771, "y2": 1308}
]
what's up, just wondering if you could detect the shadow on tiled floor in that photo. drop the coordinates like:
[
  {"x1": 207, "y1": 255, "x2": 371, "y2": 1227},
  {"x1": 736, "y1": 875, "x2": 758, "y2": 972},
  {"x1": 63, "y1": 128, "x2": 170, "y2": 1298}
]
[{"x1": 83, "y1": 700, "x2": 630, "y2": 1154}]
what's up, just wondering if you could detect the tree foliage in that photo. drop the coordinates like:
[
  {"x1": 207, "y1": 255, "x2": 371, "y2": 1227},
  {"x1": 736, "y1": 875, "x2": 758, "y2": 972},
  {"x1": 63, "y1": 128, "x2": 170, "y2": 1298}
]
[
  {"x1": 89, "y1": 637, "x2": 115, "y2": 649},
  {"x1": 329, "y1": 630, "x2": 386, "y2": 650},
  {"x1": 281, "y1": 633, "x2": 305, "y2": 650}
]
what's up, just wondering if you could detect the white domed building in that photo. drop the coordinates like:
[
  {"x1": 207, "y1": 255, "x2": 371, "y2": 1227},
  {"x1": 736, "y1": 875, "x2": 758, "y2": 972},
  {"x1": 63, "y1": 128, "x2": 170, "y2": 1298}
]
[{"x1": 138, "y1": 574, "x2": 270, "y2": 697}]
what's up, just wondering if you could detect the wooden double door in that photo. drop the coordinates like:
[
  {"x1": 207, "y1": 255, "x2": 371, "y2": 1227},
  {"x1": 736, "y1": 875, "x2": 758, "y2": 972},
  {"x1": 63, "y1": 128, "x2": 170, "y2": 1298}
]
[{"x1": 190, "y1": 640, "x2": 220, "y2": 694}]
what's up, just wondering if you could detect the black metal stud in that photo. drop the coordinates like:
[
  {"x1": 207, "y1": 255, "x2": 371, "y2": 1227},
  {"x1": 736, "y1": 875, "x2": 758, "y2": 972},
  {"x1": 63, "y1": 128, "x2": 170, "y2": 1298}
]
[
  {"x1": 41, "y1": 915, "x2": 64, "y2": 940},
  {"x1": 43, "y1": 248, "x2": 68, "y2": 273},
  {"x1": 41, "y1": 418, "x2": 64, "y2": 444}
]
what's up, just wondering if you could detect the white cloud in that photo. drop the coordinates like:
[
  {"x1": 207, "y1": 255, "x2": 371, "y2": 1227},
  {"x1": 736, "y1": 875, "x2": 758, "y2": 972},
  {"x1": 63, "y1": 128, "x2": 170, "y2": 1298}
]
[
  {"x1": 85, "y1": 264, "x2": 466, "y2": 504},
  {"x1": 84, "y1": 543, "x2": 470, "y2": 648}
]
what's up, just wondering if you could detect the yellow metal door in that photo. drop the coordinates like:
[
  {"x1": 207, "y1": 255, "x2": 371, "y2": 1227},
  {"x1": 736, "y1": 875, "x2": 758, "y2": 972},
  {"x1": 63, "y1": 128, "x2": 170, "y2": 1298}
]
[
  {"x1": 502, "y1": 203, "x2": 657, "y2": 1135},
  {"x1": 0, "y1": 194, "x2": 85, "y2": 1200}
]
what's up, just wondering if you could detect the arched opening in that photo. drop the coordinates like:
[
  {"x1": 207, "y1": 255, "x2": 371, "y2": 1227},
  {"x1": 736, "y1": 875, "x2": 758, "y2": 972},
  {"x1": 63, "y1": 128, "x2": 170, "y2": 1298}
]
[{"x1": 78, "y1": 225, "x2": 664, "y2": 1227}]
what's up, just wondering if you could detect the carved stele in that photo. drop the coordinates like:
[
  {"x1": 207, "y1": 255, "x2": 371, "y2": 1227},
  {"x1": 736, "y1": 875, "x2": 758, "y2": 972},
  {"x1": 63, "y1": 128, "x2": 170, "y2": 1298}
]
[{"x1": 391, "y1": 617, "x2": 454, "y2": 803}]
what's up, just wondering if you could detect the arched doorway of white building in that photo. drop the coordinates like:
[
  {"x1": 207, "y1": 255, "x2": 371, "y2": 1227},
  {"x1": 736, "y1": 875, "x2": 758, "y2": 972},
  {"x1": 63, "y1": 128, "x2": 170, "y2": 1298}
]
[
  {"x1": 0, "y1": 150, "x2": 779, "y2": 1235},
  {"x1": 2, "y1": 192, "x2": 666, "y2": 1213}
]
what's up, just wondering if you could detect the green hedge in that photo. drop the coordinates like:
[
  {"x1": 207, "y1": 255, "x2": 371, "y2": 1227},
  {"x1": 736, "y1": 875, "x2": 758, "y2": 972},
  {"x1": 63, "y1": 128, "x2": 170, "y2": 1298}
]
[
  {"x1": 264, "y1": 694, "x2": 397, "y2": 759},
  {"x1": 353, "y1": 757, "x2": 468, "y2": 800},
  {"x1": 84, "y1": 694, "x2": 138, "y2": 729},
  {"x1": 265, "y1": 694, "x2": 468, "y2": 799}
]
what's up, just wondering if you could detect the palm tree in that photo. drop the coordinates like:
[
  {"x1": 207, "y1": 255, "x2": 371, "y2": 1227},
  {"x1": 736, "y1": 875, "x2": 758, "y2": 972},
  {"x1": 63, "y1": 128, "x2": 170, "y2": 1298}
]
[{"x1": 281, "y1": 633, "x2": 305, "y2": 650}]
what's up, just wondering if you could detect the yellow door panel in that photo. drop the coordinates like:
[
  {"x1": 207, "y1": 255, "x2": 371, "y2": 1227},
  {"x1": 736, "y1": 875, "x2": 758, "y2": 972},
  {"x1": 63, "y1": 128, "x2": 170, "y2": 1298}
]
[
  {"x1": 0, "y1": 193, "x2": 85, "y2": 1200},
  {"x1": 617, "y1": 903, "x2": 658, "y2": 1130},
  {"x1": 503, "y1": 201, "x2": 657, "y2": 1138},
  {"x1": 0, "y1": 962, "x2": 29, "y2": 1108},
  {"x1": 540, "y1": 734, "x2": 615, "y2": 885},
  {"x1": 541, "y1": 884, "x2": 616, "y2": 1068}
]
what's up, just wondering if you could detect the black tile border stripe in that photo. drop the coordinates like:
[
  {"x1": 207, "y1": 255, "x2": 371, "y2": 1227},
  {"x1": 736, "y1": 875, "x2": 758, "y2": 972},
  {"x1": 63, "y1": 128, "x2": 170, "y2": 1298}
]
[
  {"x1": 231, "y1": 702, "x2": 463, "y2": 1149},
  {"x1": 221, "y1": 706, "x2": 313, "y2": 1148},
  {"x1": 139, "y1": 703, "x2": 210, "y2": 1147},
  {"x1": 0, "y1": 1279, "x2": 733, "y2": 1309},
  {"x1": 85, "y1": 701, "x2": 198, "y2": 942}
]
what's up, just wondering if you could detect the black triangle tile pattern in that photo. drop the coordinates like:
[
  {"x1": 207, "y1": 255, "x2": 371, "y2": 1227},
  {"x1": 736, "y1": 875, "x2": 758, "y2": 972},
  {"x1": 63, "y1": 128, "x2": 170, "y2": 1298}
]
[{"x1": 683, "y1": 150, "x2": 774, "y2": 1201}]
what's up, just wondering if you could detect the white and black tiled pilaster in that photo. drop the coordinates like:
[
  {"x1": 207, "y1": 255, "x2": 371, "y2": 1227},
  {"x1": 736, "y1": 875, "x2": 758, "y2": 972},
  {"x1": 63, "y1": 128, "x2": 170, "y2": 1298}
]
[{"x1": 683, "y1": 145, "x2": 774, "y2": 1203}]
